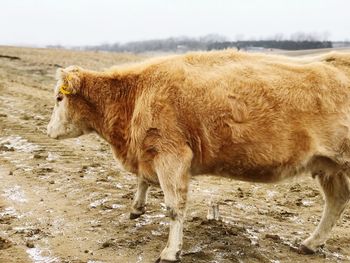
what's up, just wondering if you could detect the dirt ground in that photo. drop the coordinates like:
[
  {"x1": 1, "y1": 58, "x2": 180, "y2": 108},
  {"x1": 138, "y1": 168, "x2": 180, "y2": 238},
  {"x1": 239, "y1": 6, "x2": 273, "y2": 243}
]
[{"x1": 0, "y1": 46, "x2": 349, "y2": 263}]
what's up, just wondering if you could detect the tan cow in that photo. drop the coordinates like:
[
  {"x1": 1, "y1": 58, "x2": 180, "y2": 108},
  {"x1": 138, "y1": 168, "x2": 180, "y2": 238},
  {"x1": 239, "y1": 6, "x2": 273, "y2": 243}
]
[{"x1": 47, "y1": 50, "x2": 350, "y2": 262}]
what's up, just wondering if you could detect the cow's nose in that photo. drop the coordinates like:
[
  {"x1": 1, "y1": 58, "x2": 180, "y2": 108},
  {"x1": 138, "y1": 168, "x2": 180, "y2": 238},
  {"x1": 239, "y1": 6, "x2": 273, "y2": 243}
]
[
  {"x1": 47, "y1": 132, "x2": 58, "y2": 140},
  {"x1": 46, "y1": 124, "x2": 57, "y2": 139}
]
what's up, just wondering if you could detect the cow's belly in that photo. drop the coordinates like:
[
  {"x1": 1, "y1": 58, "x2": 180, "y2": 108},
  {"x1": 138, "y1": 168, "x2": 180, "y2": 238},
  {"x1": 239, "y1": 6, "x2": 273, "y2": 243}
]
[{"x1": 200, "y1": 163, "x2": 308, "y2": 183}]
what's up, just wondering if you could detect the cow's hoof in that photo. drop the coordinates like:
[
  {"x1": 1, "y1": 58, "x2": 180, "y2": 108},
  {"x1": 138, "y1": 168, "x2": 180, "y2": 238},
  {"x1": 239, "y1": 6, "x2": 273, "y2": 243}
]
[
  {"x1": 298, "y1": 244, "x2": 316, "y2": 255},
  {"x1": 129, "y1": 212, "x2": 143, "y2": 220},
  {"x1": 155, "y1": 258, "x2": 181, "y2": 263}
]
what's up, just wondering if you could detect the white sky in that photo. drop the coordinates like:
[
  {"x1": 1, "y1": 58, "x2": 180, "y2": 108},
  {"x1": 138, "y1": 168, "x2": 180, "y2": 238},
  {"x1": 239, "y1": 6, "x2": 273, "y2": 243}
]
[{"x1": 0, "y1": 0, "x2": 349, "y2": 46}]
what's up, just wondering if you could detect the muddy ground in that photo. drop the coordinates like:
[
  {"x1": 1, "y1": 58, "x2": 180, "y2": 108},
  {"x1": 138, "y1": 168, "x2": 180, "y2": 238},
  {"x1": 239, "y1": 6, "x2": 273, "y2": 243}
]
[{"x1": 0, "y1": 46, "x2": 349, "y2": 263}]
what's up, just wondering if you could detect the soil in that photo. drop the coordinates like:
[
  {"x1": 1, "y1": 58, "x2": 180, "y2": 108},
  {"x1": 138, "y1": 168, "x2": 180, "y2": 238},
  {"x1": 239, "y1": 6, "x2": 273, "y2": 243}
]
[{"x1": 0, "y1": 46, "x2": 349, "y2": 263}]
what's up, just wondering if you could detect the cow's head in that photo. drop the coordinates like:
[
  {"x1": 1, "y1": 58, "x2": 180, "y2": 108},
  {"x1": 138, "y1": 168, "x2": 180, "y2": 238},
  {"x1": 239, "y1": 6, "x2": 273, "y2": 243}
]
[{"x1": 47, "y1": 66, "x2": 93, "y2": 139}]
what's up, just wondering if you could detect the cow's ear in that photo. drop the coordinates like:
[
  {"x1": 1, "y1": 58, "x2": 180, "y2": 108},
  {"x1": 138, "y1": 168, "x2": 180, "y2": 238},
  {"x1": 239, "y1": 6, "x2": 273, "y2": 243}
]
[{"x1": 56, "y1": 66, "x2": 82, "y2": 95}]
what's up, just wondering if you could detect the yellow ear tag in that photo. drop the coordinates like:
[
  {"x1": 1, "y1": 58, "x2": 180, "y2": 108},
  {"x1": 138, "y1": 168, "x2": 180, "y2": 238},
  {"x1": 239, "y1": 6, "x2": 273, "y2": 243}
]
[
  {"x1": 59, "y1": 85, "x2": 71, "y2": 95},
  {"x1": 66, "y1": 74, "x2": 73, "y2": 81}
]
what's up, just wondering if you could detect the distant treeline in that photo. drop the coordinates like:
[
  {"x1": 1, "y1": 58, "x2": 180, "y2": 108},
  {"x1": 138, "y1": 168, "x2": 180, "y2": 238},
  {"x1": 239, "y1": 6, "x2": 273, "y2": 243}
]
[
  {"x1": 207, "y1": 40, "x2": 332, "y2": 51},
  {"x1": 46, "y1": 35, "x2": 350, "y2": 53},
  {"x1": 78, "y1": 37, "x2": 333, "y2": 53}
]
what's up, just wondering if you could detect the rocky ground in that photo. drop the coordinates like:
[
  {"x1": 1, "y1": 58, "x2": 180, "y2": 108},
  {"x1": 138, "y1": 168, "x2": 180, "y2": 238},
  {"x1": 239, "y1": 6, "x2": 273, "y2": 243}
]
[{"x1": 0, "y1": 46, "x2": 349, "y2": 263}]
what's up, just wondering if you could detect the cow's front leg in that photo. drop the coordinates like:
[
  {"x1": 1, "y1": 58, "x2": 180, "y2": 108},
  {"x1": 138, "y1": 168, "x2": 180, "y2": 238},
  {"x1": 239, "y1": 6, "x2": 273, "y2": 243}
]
[
  {"x1": 155, "y1": 146, "x2": 192, "y2": 262},
  {"x1": 130, "y1": 177, "x2": 150, "y2": 219}
]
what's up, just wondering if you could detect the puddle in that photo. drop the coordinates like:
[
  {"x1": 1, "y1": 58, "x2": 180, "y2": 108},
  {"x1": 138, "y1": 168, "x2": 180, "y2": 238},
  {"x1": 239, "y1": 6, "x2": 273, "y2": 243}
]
[
  {"x1": 321, "y1": 248, "x2": 348, "y2": 261},
  {"x1": 0, "y1": 206, "x2": 18, "y2": 217},
  {"x1": 245, "y1": 228, "x2": 259, "y2": 246},
  {"x1": 301, "y1": 200, "x2": 313, "y2": 207},
  {"x1": 111, "y1": 204, "x2": 124, "y2": 209},
  {"x1": 266, "y1": 190, "x2": 278, "y2": 199},
  {"x1": 115, "y1": 183, "x2": 124, "y2": 189},
  {"x1": 151, "y1": 230, "x2": 162, "y2": 236},
  {"x1": 90, "y1": 198, "x2": 108, "y2": 208},
  {"x1": 134, "y1": 213, "x2": 166, "y2": 228},
  {"x1": 2, "y1": 185, "x2": 27, "y2": 203},
  {"x1": 234, "y1": 203, "x2": 255, "y2": 212},
  {"x1": 46, "y1": 152, "x2": 59, "y2": 162},
  {"x1": 0, "y1": 136, "x2": 39, "y2": 171},
  {"x1": 289, "y1": 215, "x2": 304, "y2": 224},
  {"x1": 136, "y1": 255, "x2": 143, "y2": 263},
  {"x1": 0, "y1": 155, "x2": 33, "y2": 171},
  {"x1": 27, "y1": 246, "x2": 60, "y2": 263},
  {"x1": 0, "y1": 136, "x2": 39, "y2": 153}
]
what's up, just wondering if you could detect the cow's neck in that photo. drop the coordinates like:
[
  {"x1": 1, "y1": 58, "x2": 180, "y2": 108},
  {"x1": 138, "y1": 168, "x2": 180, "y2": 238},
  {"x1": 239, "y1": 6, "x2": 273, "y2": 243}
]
[{"x1": 82, "y1": 71, "x2": 139, "y2": 165}]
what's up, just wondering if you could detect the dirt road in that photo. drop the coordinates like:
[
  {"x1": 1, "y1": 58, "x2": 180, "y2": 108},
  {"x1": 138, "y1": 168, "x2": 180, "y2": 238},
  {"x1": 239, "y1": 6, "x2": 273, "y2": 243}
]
[{"x1": 0, "y1": 46, "x2": 349, "y2": 263}]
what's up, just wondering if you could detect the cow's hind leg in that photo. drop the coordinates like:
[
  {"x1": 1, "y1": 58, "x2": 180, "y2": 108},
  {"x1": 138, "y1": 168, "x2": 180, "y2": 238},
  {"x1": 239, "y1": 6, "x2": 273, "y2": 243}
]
[
  {"x1": 155, "y1": 146, "x2": 192, "y2": 262},
  {"x1": 301, "y1": 170, "x2": 350, "y2": 253},
  {"x1": 130, "y1": 177, "x2": 150, "y2": 219}
]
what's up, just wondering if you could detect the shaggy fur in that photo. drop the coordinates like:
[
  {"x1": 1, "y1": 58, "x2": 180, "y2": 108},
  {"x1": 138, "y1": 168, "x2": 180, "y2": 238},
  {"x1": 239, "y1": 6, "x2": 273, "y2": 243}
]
[{"x1": 48, "y1": 50, "x2": 350, "y2": 262}]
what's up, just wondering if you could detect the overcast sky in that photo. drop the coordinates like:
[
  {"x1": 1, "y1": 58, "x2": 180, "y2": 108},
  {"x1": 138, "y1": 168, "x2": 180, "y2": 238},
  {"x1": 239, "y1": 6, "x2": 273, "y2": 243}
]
[{"x1": 0, "y1": 0, "x2": 349, "y2": 46}]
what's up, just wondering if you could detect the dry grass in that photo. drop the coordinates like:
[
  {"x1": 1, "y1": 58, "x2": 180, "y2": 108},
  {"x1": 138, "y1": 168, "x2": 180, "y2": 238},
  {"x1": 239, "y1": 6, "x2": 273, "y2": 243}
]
[{"x1": 0, "y1": 45, "x2": 146, "y2": 71}]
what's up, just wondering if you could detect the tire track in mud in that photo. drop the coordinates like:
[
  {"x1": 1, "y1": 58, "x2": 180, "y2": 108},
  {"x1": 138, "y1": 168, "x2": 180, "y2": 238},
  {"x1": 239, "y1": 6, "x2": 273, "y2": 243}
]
[{"x1": 1, "y1": 48, "x2": 350, "y2": 263}]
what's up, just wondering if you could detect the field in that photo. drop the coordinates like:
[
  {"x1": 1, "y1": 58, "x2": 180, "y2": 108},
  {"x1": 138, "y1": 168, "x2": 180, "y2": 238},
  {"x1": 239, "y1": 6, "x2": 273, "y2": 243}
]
[{"x1": 0, "y1": 46, "x2": 350, "y2": 263}]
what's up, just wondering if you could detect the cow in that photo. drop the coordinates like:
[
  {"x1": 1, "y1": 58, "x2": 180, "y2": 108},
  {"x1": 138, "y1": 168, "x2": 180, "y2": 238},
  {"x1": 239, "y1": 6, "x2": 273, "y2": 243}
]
[{"x1": 47, "y1": 50, "x2": 350, "y2": 262}]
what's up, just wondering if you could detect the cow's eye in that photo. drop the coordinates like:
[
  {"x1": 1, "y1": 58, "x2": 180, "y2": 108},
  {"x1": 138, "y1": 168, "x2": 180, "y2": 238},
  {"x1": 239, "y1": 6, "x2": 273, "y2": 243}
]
[{"x1": 56, "y1": 95, "x2": 63, "y2": 102}]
